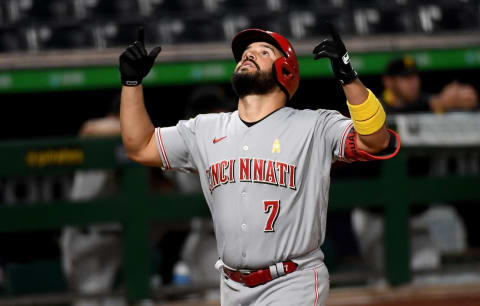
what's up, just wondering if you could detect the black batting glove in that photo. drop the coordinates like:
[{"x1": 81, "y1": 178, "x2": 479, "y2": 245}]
[
  {"x1": 119, "y1": 27, "x2": 162, "y2": 86},
  {"x1": 313, "y1": 23, "x2": 358, "y2": 85}
]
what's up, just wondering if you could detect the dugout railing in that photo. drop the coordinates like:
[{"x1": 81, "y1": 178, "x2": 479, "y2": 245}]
[{"x1": 0, "y1": 136, "x2": 479, "y2": 303}]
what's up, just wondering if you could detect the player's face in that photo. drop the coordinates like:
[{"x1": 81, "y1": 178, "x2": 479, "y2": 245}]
[
  {"x1": 235, "y1": 42, "x2": 281, "y2": 74},
  {"x1": 389, "y1": 74, "x2": 421, "y2": 104},
  {"x1": 231, "y1": 42, "x2": 282, "y2": 98}
]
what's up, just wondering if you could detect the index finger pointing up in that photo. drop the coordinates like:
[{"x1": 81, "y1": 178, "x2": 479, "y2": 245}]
[
  {"x1": 137, "y1": 26, "x2": 144, "y2": 44},
  {"x1": 327, "y1": 22, "x2": 341, "y2": 43}
]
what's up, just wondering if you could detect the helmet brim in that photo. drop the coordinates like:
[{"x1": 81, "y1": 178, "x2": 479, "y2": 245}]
[{"x1": 232, "y1": 29, "x2": 286, "y2": 62}]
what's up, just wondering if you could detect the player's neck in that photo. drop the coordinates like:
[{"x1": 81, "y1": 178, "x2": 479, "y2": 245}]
[{"x1": 237, "y1": 90, "x2": 286, "y2": 123}]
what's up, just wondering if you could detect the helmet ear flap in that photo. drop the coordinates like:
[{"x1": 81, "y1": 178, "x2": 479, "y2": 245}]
[
  {"x1": 272, "y1": 58, "x2": 292, "y2": 100},
  {"x1": 272, "y1": 57, "x2": 296, "y2": 100},
  {"x1": 279, "y1": 60, "x2": 294, "y2": 80}
]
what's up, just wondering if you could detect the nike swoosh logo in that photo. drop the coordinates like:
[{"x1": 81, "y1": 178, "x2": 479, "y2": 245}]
[{"x1": 213, "y1": 136, "x2": 227, "y2": 144}]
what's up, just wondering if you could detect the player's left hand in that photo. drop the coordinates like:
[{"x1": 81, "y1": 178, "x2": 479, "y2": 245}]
[{"x1": 313, "y1": 23, "x2": 358, "y2": 85}]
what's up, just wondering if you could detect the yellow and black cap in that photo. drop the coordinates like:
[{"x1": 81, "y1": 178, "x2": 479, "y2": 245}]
[{"x1": 384, "y1": 56, "x2": 418, "y2": 76}]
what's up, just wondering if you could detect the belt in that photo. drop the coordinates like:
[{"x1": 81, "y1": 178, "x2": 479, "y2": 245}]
[{"x1": 223, "y1": 261, "x2": 298, "y2": 287}]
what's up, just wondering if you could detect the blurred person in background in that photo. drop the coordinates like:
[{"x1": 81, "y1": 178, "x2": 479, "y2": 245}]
[
  {"x1": 60, "y1": 97, "x2": 125, "y2": 306},
  {"x1": 352, "y1": 56, "x2": 474, "y2": 282},
  {"x1": 380, "y1": 56, "x2": 478, "y2": 114},
  {"x1": 153, "y1": 86, "x2": 234, "y2": 288},
  {"x1": 168, "y1": 86, "x2": 234, "y2": 289}
]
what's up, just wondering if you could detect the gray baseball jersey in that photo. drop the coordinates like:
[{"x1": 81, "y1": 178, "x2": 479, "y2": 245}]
[{"x1": 155, "y1": 107, "x2": 353, "y2": 271}]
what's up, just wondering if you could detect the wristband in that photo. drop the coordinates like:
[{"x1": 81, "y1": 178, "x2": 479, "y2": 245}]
[{"x1": 347, "y1": 89, "x2": 386, "y2": 135}]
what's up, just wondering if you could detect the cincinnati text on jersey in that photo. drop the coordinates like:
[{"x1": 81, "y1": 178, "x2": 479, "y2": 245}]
[{"x1": 205, "y1": 158, "x2": 297, "y2": 193}]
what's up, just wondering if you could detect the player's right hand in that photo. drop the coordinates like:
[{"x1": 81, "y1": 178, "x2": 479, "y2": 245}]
[{"x1": 119, "y1": 27, "x2": 162, "y2": 86}]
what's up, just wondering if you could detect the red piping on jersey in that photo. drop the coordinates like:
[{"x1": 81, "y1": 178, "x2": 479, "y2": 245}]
[
  {"x1": 314, "y1": 268, "x2": 319, "y2": 306},
  {"x1": 339, "y1": 122, "x2": 354, "y2": 158},
  {"x1": 344, "y1": 129, "x2": 401, "y2": 161},
  {"x1": 156, "y1": 128, "x2": 171, "y2": 170}
]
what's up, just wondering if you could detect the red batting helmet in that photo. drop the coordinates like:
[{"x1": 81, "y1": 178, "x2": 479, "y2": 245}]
[{"x1": 232, "y1": 29, "x2": 300, "y2": 100}]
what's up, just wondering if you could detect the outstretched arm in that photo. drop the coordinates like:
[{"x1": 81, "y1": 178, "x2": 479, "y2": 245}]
[
  {"x1": 313, "y1": 23, "x2": 390, "y2": 154},
  {"x1": 119, "y1": 28, "x2": 163, "y2": 166}
]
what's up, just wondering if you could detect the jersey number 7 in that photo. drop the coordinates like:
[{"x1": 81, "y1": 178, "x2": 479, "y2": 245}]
[{"x1": 264, "y1": 200, "x2": 280, "y2": 232}]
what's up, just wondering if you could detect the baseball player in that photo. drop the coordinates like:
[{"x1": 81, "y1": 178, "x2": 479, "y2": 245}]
[
  {"x1": 119, "y1": 24, "x2": 400, "y2": 305},
  {"x1": 60, "y1": 99, "x2": 125, "y2": 306}
]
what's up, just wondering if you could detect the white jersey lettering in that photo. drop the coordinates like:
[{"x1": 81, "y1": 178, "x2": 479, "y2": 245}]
[
  {"x1": 155, "y1": 108, "x2": 353, "y2": 269},
  {"x1": 206, "y1": 158, "x2": 297, "y2": 193}
]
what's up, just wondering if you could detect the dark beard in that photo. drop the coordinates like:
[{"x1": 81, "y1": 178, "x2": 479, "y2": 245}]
[{"x1": 231, "y1": 69, "x2": 277, "y2": 98}]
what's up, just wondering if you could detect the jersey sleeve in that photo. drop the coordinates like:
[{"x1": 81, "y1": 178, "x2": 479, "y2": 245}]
[
  {"x1": 342, "y1": 127, "x2": 401, "y2": 162},
  {"x1": 315, "y1": 109, "x2": 354, "y2": 161},
  {"x1": 315, "y1": 109, "x2": 401, "y2": 162},
  {"x1": 154, "y1": 118, "x2": 198, "y2": 172}
]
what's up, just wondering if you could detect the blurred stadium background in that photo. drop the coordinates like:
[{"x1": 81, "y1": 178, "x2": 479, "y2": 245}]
[{"x1": 0, "y1": 0, "x2": 480, "y2": 305}]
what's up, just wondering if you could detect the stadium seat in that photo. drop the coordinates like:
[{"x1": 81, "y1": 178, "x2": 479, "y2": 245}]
[
  {"x1": 288, "y1": 0, "x2": 350, "y2": 10},
  {"x1": 98, "y1": 20, "x2": 147, "y2": 47},
  {"x1": 350, "y1": 0, "x2": 402, "y2": 7},
  {"x1": 144, "y1": 19, "x2": 181, "y2": 45},
  {"x1": 148, "y1": 16, "x2": 223, "y2": 44},
  {"x1": 147, "y1": 0, "x2": 207, "y2": 15},
  {"x1": 289, "y1": 10, "x2": 354, "y2": 39},
  {"x1": 0, "y1": 27, "x2": 29, "y2": 52},
  {"x1": 83, "y1": 0, "x2": 140, "y2": 18},
  {"x1": 288, "y1": 0, "x2": 322, "y2": 10},
  {"x1": 35, "y1": 23, "x2": 96, "y2": 50},
  {"x1": 416, "y1": 2, "x2": 479, "y2": 32},
  {"x1": 178, "y1": 17, "x2": 224, "y2": 43},
  {"x1": 221, "y1": 14, "x2": 251, "y2": 39},
  {"x1": 7, "y1": 0, "x2": 80, "y2": 23},
  {"x1": 222, "y1": 13, "x2": 291, "y2": 40},
  {"x1": 217, "y1": 0, "x2": 286, "y2": 13},
  {"x1": 352, "y1": 6, "x2": 414, "y2": 35},
  {"x1": 246, "y1": 13, "x2": 292, "y2": 35},
  {"x1": 0, "y1": 0, "x2": 477, "y2": 52}
]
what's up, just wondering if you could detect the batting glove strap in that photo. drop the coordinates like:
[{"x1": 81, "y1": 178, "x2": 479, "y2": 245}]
[
  {"x1": 120, "y1": 75, "x2": 142, "y2": 87},
  {"x1": 333, "y1": 60, "x2": 358, "y2": 85}
]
